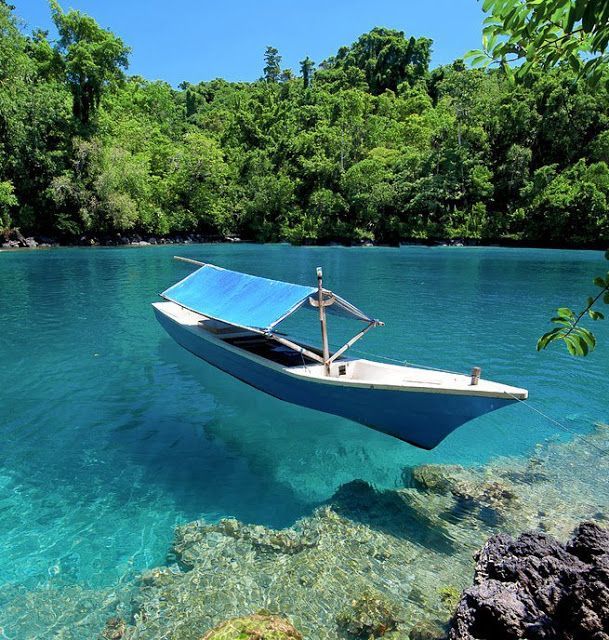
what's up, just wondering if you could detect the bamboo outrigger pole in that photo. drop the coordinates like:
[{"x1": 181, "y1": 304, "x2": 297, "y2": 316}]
[
  {"x1": 317, "y1": 267, "x2": 330, "y2": 375},
  {"x1": 174, "y1": 256, "x2": 207, "y2": 267}
]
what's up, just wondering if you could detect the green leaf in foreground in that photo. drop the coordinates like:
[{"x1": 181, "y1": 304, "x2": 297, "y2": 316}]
[{"x1": 538, "y1": 253, "x2": 609, "y2": 356}]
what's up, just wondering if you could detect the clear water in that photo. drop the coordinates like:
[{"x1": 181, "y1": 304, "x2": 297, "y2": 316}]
[{"x1": 0, "y1": 244, "x2": 607, "y2": 637}]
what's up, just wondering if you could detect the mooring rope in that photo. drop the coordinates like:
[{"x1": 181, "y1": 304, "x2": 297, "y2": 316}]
[
  {"x1": 329, "y1": 337, "x2": 609, "y2": 456},
  {"x1": 504, "y1": 391, "x2": 609, "y2": 456}
]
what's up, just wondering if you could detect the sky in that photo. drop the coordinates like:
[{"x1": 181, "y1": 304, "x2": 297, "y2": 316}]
[{"x1": 13, "y1": 0, "x2": 486, "y2": 86}]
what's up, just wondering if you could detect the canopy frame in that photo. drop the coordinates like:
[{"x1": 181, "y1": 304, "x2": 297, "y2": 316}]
[{"x1": 170, "y1": 256, "x2": 383, "y2": 374}]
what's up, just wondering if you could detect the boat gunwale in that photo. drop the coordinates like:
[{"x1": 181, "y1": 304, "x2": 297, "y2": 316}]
[{"x1": 153, "y1": 301, "x2": 527, "y2": 400}]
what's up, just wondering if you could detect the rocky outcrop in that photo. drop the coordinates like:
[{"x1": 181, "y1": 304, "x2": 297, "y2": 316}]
[
  {"x1": 1, "y1": 228, "x2": 38, "y2": 248},
  {"x1": 449, "y1": 521, "x2": 609, "y2": 639},
  {"x1": 200, "y1": 614, "x2": 302, "y2": 639}
]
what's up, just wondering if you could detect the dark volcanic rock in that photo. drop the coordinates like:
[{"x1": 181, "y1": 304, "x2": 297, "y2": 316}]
[{"x1": 449, "y1": 522, "x2": 609, "y2": 640}]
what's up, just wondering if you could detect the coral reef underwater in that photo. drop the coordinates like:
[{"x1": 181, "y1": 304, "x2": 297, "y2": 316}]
[{"x1": 99, "y1": 424, "x2": 609, "y2": 639}]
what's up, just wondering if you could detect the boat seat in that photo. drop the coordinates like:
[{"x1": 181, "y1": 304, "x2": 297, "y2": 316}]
[{"x1": 199, "y1": 319, "x2": 243, "y2": 335}]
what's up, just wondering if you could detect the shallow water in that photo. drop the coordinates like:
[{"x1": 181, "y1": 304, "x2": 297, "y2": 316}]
[{"x1": 0, "y1": 244, "x2": 608, "y2": 638}]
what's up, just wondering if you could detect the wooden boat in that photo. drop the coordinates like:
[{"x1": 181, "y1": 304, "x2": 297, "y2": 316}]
[{"x1": 153, "y1": 257, "x2": 528, "y2": 449}]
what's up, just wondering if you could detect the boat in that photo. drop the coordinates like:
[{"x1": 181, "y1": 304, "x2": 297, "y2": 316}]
[{"x1": 152, "y1": 257, "x2": 528, "y2": 449}]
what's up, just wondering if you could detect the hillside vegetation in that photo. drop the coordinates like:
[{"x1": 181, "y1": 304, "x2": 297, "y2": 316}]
[{"x1": 2, "y1": 2, "x2": 609, "y2": 246}]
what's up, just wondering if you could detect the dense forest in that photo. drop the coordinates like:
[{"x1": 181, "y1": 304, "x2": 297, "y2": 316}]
[{"x1": 2, "y1": 1, "x2": 609, "y2": 246}]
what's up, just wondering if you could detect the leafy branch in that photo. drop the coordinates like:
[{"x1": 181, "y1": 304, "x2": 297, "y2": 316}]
[
  {"x1": 538, "y1": 250, "x2": 609, "y2": 356},
  {"x1": 466, "y1": 0, "x2": 609, "y2": 87}
]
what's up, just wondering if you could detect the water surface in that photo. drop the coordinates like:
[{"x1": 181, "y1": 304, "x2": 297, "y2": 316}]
[{"x1": 0, "y1": 244, "x2": 607, "y2": 637}]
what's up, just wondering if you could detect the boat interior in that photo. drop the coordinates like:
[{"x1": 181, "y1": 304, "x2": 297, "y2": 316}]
[
  {"x1": 198, "y1": 315, "x2": 467, "y2": 387},
  {"x1": 199, "y1": 317, "x2": 325, "y2": 367},
  {"x1": 224, "y1": 334, "x2": 322, "y2": 368}
]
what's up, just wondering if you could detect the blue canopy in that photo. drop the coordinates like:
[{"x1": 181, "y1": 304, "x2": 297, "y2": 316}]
[{"x1": 161, "y1": 263, "x2": 375, "y2": 332}]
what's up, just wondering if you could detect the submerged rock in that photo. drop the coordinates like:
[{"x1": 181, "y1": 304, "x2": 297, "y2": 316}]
[
  {"x1": 336, "y1": 588, "x2": 402, "y2": 638},
  {"x1": 449, "y1": 521, "x2": 609, "y2": 639},
  {"x1": 173, "y1": 517, "x2": 320, "y2": 567},
  {"x1": 405, "y1": 465, "x2": 463, "y2": 495},
  {"x1": 450, "y1": 479, "x2": 519, "y2": 526},
  {"x1": 200, "y1": 614, "x2": 302, "y2": 639},
  {"x1": 408, "y1": 619, "x2": 447, "y2": 640},
  {"x1": 405, "y1": 464, "x2": 520, "y2": 526},
  {"x1": 103, "y1": 426, "x2": 609, "y2": 640},
  {"x1": 102, "y1": 617, "x2": 127, "y2": 639}
]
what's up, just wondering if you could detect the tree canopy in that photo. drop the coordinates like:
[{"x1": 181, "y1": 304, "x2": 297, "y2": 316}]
[
  {"x1": 49, "y1": 0, "x2": 129, "y2": 125},
  {"x1": 1, "y1": 1, "x2": 609, "y2": 258},
  {"x1": 470, "y1": 0, "x2": 609, "y2": 356}
]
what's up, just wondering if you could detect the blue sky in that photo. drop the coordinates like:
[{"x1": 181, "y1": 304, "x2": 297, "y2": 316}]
[{"x1": 14, "y1": 0, "x2": 486, "y2": 86}]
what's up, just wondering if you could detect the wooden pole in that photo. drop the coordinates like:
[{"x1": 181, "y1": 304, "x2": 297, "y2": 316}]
[
  {"x1": 327, "y1": 321, "x2": 377, "y2": 365},
  {"x1": 174, "y1": 256, "x2": 207, "y2": 267},
  {"x1": 265, "y1": 333, "x2": 325, "y2": 365},
  {"x1": 317, "y1": 267, "x2": 330, "y2": 375},
  {"x1": 471, "y1": 366, "x2": 481, "y2": 386}
]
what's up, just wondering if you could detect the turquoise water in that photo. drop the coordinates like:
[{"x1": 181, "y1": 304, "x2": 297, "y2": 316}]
[{"x1": 0, "y1": 244, "x2": 608, "y2": 637}]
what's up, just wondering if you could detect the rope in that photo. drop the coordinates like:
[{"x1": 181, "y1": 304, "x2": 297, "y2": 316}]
[
  {"x1": 329, "y1": 337, "x2": 609, "y2": 456},
  {"x1": 299, "y1": 350, "x2": 309, "y2": 373},
  {"x1": 504, "y1": 391, "x2": 609, "y2": 456}
]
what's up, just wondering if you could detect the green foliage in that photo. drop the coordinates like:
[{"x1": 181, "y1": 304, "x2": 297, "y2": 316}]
[
  {"x1": 50, "y1": 0, "x2": 130, "y2": 125},
  {"x1": 328, "y1": 27, "x2": 432, "y2": 94},
  {"x1": 468, "y1": 0, "x2": 609, "y2": 87},
  {"x1": 263, "y1": 46, "x2": 282, "y2": 83},
  {"x1": 521, "y1": 160, "x2": 609, "y2": 244},
  {"x1": 0, "y1": 180, "x2": 18, "y2": 233},
  {"x1": 300, "y1": 56, "x2": 315, "y2": 89},
  {"x1": 538, "y1": 250, "x2": 609, "y2": 356},
  {"x1": 2, "y1": 2, "x2": 609, "y2": 252}
]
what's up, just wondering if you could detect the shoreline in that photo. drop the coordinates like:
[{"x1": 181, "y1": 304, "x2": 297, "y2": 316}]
[{"x1": 2, "y1": 235, "x2": 608, "y2": 253}]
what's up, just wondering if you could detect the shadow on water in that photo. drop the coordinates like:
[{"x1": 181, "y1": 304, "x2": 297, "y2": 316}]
[
  {"x1": 150, "y1": 340, "x2": 460, "y2": 554},
  {"x1": 325, "y1": 479, "x2": 457, "y2": 554},
  {"x1": 133, "y1": 338, "x2": 458, "y2": 556},
  {"x1": 102, "y1": 338, "x2": 323, "y2": 527}
]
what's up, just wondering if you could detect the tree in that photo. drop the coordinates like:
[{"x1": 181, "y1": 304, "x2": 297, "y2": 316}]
[
  {"x1": 300, "y1": 56, "x2": 315, "y2": 89},
  {"x1": 0, "y1": 180, "x2": 18, "y2": 234},
  {"x1": 327, "y1": 28, "x2": 432, "y2": 94},
  {"x1": 50, "y1": 0, "x2": 130, "y2": 125},
  {"x1": 468, "y1": 0, "x2": 609, "y2": 86},
  {"x1": 4, "y1": 0, "x2": 609, "y2": 272},
  {"x1": 185, "y1": 88, "x2": 197, "y2": 117},
  {"x1": 263, "y1": 46, "x2": 281, "y2": 83}
]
